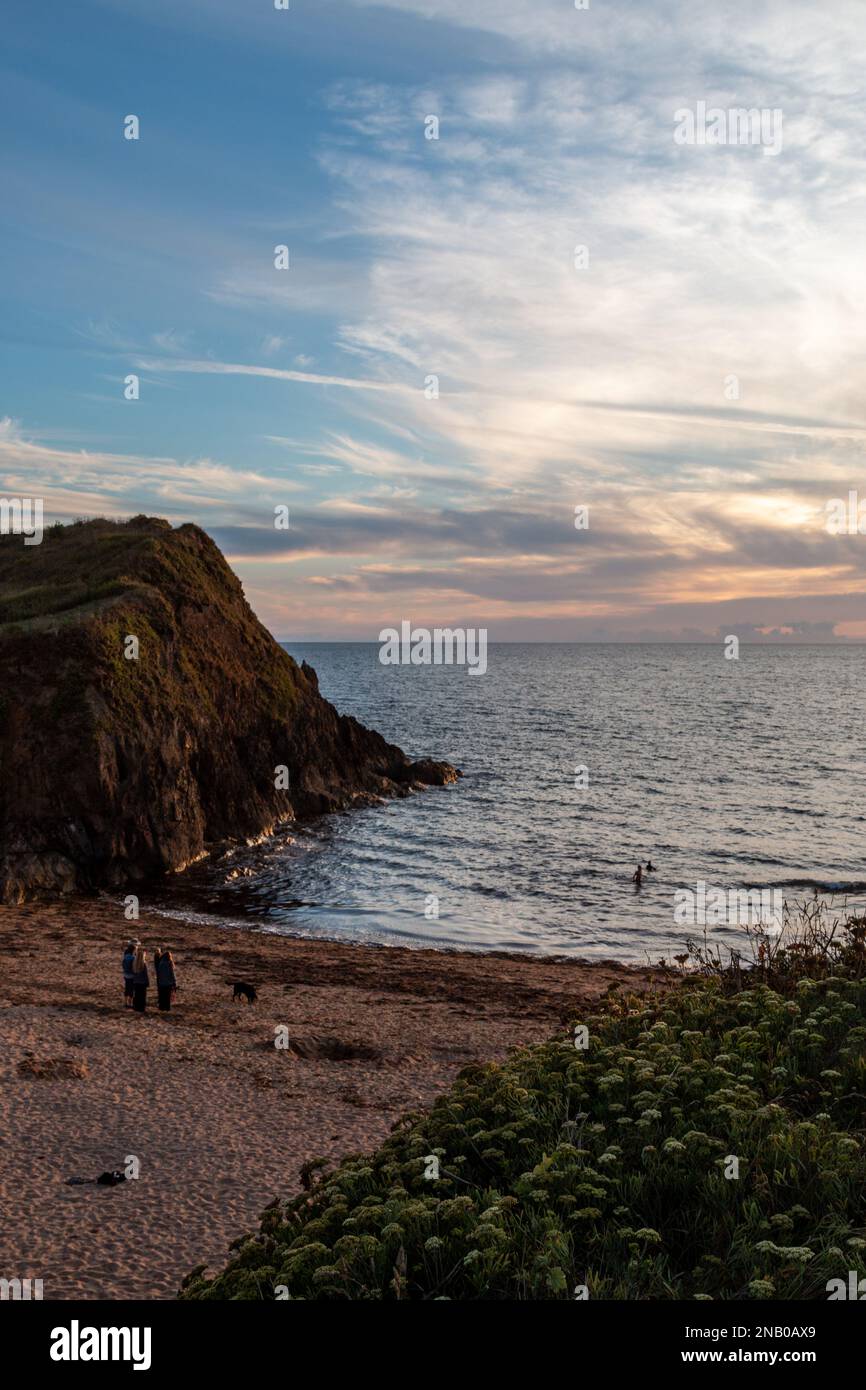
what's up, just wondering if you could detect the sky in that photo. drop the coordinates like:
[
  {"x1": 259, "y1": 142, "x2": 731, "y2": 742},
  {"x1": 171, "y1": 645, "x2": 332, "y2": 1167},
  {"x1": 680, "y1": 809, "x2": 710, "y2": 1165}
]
[{"x1": 2, "y1": 0, "x2": 866, "y2": 641}]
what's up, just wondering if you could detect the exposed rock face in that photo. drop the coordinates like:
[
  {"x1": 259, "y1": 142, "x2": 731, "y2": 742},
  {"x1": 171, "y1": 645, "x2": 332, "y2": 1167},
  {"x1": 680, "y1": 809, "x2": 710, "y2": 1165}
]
[{"x1": 0, "y1": 517, "x2": 457, "y2": 902}]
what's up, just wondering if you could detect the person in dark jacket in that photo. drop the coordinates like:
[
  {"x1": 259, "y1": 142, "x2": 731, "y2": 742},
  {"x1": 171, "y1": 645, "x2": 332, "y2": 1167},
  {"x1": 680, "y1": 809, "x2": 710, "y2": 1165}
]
[
  {"x1": 131, "y1": 946, "x2": 149, "y2": 1013},
  {"x1": 154, "y1": 947, "x2": 177, "y2": 1012},
  {"x1": 121, "y1": 940, "x2": 137, "y2": 1008}
]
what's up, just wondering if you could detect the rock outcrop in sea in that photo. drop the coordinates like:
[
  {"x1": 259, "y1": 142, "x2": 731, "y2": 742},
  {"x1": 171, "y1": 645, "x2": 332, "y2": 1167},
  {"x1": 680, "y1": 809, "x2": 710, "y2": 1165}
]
[{"x1": 0, "y1": 516, "x2": 457, "y2": 902}]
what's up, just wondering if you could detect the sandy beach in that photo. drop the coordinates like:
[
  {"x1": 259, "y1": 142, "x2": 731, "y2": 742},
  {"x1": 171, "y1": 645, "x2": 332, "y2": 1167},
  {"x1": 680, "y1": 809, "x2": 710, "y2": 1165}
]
[{"x1": 0, "y1": 898, "x2": 669, "y2": 1300}]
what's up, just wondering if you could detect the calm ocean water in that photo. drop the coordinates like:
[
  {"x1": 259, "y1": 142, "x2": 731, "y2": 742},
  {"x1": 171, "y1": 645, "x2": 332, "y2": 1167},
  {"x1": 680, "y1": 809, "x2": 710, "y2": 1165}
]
[{"x1": 150, "y1": 644, "x2": 866, "y2": 962}]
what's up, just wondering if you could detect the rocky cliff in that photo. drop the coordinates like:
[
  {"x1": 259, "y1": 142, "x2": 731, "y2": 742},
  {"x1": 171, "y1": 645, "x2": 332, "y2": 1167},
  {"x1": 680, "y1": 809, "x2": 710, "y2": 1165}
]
[{"x1": 0, "y1": 517, "x2": 457, "y2": 902}]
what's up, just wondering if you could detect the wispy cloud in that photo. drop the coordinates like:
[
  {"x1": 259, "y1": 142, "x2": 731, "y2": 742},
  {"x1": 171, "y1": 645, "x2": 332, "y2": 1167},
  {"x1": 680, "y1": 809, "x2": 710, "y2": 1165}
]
[
  {"x1": 4, "y1": 0, "x2": 866, "y2": 639},
  {"x1": 132, "y1": 357, "x2": 417, "y2": 394},
  {"x1": 0, "y1": 419, "x2": 303, "y2": 520}
]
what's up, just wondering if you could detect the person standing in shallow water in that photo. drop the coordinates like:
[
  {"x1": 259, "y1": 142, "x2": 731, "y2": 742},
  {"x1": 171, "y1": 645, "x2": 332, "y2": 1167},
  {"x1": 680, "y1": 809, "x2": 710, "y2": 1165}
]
[
  {"x1": 131, "y1": 945, "x2": 149, "y2": 1013},
  {"x1": 154, "y1": 947, "x2": 177, "y2": 1012},
  {"x1": 121, "y1": 939, "x2": 137, "y2": 1008},
  {"x1": 632, "y1": 864, "x2": 643, "y2": 887}
]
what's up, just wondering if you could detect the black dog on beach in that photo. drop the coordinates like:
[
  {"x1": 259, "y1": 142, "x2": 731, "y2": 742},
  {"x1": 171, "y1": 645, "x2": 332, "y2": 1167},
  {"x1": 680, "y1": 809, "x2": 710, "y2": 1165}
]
[{"x1": 232, "y1": 981, "x2": 258, "y2": 1005}]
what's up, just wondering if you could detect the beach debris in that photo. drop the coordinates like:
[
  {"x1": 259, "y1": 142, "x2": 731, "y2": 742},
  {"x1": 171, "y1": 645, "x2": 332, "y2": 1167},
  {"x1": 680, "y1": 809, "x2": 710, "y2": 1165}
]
[
  {"x1": 18, "y1": 1053, "x2": 88, "y2": 1080},
  {"x1": 65, "y1": 1170, "x2": 127, "y2": 1188},
  {"x1": 287, "y1": 1034, "x2": 381, "y2": 1062}
]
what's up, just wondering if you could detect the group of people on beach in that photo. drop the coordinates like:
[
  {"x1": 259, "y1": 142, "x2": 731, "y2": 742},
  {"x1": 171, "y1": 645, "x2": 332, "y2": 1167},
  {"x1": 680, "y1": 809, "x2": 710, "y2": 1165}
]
[{"x1": 122, "y1": 940, "x2": 178, "y2": 1013}]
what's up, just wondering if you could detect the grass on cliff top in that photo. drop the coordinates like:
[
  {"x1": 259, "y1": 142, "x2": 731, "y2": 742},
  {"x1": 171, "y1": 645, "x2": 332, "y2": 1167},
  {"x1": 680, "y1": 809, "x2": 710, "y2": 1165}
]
[
  {"x1": 181, "y1": 907, "x2": 866, "y2": 1301},
  {"x1": 0, "y1": 514, "x2": 305, "y2": 739},
  {"x1": 0, "y1": 515, "x2": 232, "y2": 628}
]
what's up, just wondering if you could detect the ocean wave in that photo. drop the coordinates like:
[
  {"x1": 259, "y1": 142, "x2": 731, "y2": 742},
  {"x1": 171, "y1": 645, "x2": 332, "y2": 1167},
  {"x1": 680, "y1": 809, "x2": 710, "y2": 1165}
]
[{"x1": 773, "y1": 879, "x2": 866, "y2": 894}]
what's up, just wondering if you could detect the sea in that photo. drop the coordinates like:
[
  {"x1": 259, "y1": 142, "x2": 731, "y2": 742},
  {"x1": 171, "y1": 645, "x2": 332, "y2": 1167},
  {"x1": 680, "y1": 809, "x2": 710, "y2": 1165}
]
[{"x1": 148, "y1": 643, "x2": 866, "y2": 963}]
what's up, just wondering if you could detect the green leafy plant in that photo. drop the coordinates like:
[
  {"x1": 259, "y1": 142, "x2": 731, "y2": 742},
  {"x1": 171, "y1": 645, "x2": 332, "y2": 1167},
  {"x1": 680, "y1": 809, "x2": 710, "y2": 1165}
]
[{"x1": 182, "y1": 918, "x2": 866, "y2": 1301}]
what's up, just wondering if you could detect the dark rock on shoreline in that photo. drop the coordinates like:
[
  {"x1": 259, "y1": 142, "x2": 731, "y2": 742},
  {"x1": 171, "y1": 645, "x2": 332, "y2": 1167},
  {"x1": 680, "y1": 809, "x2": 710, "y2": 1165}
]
[{"x1": 0, "y1": 516, "x2": 458, "y2": 902}]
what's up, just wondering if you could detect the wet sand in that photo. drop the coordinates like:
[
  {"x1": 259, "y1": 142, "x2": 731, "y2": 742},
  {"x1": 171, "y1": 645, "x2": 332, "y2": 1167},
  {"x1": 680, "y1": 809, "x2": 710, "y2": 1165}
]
[{"x1": 0, "y1": 899, "x2": 670, "y2": 1299}]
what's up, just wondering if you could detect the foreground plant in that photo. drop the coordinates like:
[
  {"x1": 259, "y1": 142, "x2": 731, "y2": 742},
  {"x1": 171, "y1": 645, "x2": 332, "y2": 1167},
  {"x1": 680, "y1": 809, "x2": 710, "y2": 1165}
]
[{"x1": 183, "y1": 926, "x2": 866, "y2": 1302}]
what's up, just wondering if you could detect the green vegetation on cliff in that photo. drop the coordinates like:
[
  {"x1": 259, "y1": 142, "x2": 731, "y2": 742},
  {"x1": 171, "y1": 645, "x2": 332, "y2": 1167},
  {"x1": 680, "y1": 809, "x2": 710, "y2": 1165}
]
[{"x1": 182, "y1": 919, "x2": 866, "y2": 1301}]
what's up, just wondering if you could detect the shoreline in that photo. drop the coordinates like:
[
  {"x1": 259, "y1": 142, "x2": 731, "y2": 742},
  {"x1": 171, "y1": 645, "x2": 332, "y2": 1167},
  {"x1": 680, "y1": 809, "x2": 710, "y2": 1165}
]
[
  {"x1": 0, "y1": 898, "x2": 671, "y2": 1300},
  {"x1": 101, "y1": 890, "x2": 663, "y2": 968}
]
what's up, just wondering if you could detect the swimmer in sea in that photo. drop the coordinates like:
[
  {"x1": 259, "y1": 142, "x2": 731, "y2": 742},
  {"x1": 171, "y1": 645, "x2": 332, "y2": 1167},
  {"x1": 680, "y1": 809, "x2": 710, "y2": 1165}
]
[
  {"x1": 632, "y1": 864, "x2": 643, "y2": 887},
  {"x1": 646, "y1": 860, "x2": 655, "y2": 871}
]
